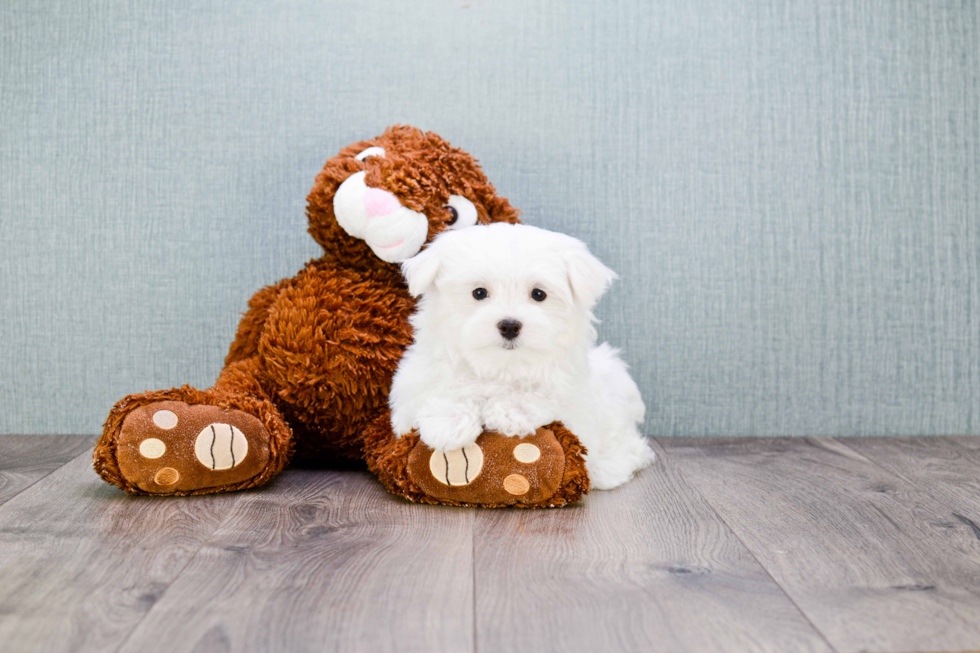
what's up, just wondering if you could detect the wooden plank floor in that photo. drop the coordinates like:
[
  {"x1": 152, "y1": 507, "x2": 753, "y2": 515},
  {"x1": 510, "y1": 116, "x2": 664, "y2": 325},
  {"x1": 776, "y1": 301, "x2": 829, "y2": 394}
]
[
  {"x1": 0, "y1": 436, "x2": 978, "y2": 653},
  {"x1": 661, "y1": 437, "x2": 980, "y2": 653},
  {"x1": 0, "y1": 435, "x2": 94, "y2": 507}
]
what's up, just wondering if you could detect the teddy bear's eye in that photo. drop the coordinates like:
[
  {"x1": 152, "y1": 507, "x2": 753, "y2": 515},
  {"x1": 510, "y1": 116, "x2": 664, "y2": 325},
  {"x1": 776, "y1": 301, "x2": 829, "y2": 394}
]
[
  {"x1": 445, "y1": 205, "x2": 459, "y2": 225},
  {"x1": 472, "y1": 288, "x2": 489, "y2": 300},
  {"x1": 531, "y1": 288, "x2": 547, "y2": 302},
  {"x1": 354, "y1": 146, "x2": 385, "y2": 161},
  {"x1": 444, "y1": 195, "x2": 478, "y2": 230}
]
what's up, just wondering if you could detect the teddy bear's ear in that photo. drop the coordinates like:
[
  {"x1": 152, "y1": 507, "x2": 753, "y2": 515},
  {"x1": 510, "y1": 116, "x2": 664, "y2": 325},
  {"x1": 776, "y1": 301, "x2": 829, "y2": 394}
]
[
  {"x1": 563, "y1": 238, "x2": 618, "y2": 309},
  {"x1": 400, "y1": 244, "x2": 442, "y2": 298}
]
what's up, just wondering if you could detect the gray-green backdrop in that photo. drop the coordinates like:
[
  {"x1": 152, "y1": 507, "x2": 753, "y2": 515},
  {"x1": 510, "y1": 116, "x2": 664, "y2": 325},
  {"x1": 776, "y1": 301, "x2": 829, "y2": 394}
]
[{"x1": 2, "y1": 0, "x2": 978, "y2": 436}]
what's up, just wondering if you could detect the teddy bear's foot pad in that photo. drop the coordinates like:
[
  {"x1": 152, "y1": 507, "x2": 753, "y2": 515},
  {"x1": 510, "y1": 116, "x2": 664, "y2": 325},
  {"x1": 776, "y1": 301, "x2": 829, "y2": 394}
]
[
  {"x1": 407, "y1": 427, "x2": 565, "y2": 506},
  {"x1": 115, "y1": 401, "x2": 271, "y2": 494}
]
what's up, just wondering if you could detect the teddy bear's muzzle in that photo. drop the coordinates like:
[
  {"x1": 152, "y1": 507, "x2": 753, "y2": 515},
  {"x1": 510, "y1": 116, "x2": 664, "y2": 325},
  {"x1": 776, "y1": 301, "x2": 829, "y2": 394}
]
[{"x1": 332, "y1": 171, "x2": 429, "y2": 263}]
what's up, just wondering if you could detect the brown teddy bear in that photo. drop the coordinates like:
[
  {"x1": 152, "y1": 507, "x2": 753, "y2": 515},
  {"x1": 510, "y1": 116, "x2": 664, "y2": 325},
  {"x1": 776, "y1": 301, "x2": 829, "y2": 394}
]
[{"x1": 93, "y1": 126, "x2": 589, "y2": 508}]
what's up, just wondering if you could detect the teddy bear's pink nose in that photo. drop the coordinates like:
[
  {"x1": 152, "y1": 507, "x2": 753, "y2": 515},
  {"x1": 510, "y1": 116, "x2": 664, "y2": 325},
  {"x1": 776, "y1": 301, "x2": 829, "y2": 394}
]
[{"x1": 364, "y1": 187, "x2": 402, "y2": 218}]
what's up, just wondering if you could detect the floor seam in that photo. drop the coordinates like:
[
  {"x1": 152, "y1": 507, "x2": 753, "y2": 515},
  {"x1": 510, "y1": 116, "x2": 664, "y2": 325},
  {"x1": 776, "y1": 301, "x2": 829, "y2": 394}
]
[
  {"x1": 829, "y1": 437, "x2": 950, "y2": 503},
  {"x1": 109, "y1": 488, "x2": 249, "y2": 653},
  {"x1": 0, "y1": 439, "x2": 235, "y2": 653},
  {"x1": 831, "y1": 436, "x2": 980, "y2": 521},
  {"x1": 653, "y1": 437, "x2": 841, "y2": 653},
  {"x1": 471, "y1": 511, "x2": 478, "y2": 653},
  {"x1": 0, "y1": 444, "x2": 95, "y2": 511},
  {"x1": 829, "y1": 437, "x2": 980, "y2": 608}
]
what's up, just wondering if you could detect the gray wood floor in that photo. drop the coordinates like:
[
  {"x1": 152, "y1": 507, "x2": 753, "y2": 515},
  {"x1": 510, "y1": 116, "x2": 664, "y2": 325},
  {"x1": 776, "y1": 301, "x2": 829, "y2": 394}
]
[{"x1": 1, "y1": 436, "x2": 979, "y2": 653}]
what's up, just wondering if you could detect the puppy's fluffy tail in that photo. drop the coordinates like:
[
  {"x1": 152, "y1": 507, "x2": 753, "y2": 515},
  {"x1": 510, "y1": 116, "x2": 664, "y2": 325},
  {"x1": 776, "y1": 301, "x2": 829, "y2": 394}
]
[{"x1": 589, "y1": 343, "x2": 646, "y2": 425}]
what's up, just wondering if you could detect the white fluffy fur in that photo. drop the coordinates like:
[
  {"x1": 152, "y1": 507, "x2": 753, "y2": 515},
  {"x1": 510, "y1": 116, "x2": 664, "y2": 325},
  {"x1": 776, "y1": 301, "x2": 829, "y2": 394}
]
[{"x1": 389, "y1": 223, "x2": 655, "y2": 490}]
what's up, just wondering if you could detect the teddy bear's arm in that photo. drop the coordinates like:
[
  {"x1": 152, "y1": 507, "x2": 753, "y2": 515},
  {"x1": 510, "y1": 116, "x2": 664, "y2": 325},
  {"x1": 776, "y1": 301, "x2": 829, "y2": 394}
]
[
  {"x1": 259, "y1": 262, "x2": 415, "y2": 416},
  {"x1": 225, "y1": 278, "x2": 294, "y2": 367}
]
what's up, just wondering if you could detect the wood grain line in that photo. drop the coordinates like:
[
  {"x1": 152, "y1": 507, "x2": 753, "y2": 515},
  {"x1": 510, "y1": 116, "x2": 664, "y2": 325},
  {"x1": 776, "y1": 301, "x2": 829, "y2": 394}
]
[
  {"x1": 0, "y1": 435, "x2": 95, "y2": 507},
  {"x1": 116, "y1": 470, "x2": 475, "y2": 653},
  {"x1": 472, "y1": 439, "x2": 831, "y2": 653},
  {"x1": 841, "y1": 436, "x2": 980, "y2": 524},
  {"x1": 0, "y1": 453, "x2": 240, "y2": 653},
  {"x1": 661, "y1": 437, "x2": 980, "y2": 653}
]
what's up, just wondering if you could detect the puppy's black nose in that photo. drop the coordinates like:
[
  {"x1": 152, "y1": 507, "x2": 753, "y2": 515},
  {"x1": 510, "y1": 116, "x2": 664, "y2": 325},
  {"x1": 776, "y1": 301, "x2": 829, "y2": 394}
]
[{"x1": 497, "y1": 319, "x2": 522, "y2": 340}]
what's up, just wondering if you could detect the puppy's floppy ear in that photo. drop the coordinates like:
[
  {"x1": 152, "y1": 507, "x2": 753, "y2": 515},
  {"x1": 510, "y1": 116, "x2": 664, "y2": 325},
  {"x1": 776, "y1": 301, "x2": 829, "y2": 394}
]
[
  {"x1": 563, "y1": 237, "x2": 618, "y2": 308},
  {"x1": 400, "y1": 243, "x2": 442, "y2": 297}
]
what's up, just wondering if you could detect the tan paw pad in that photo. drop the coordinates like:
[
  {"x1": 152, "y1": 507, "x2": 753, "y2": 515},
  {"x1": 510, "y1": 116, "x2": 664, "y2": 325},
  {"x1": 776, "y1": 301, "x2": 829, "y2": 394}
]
[
  {"x1": 503, "y1": 473, "x2": 530, "y2": 496},
  {"x1": 429, "y1": 444, "x2": 484, "y2": 486},
  {"x1": 513, "y1": 442, "x2": 541, "y2": 463},
  {"x1": 152, "y1": 410, "x2": 178, "y2": 430},
  {"x1": 139, "y1": 438, "x2": 166, "y2": 459},
  {"x1": 195, "y1": 424, "x2": 248, "y2": 471},
  {"x1": 154, "y1": 467, "x2": 180, "y2": 486}
]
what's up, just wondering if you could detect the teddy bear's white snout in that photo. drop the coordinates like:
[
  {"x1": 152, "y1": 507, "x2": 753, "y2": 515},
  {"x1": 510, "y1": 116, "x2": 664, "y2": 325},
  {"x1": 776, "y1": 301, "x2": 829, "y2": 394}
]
[{"x1": 333, "y1": 171, "x2": 429, "y2": 263}]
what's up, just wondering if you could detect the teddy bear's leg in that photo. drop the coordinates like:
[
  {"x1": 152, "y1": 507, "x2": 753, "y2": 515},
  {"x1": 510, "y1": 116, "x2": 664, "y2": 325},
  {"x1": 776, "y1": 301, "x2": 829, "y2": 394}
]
[
  {"x1": 362, "y1": 411, "x2": 590, "y2": 508},
  {"x1": 93, "y1": 358, "x2": 294, "y2": 496}
]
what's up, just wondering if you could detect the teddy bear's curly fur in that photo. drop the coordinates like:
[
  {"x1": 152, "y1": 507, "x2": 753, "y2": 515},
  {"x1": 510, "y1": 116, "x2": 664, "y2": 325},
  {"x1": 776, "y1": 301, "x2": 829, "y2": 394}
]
[{"x1": 93, "y1": 126, "x2": 590, "y2": 507}]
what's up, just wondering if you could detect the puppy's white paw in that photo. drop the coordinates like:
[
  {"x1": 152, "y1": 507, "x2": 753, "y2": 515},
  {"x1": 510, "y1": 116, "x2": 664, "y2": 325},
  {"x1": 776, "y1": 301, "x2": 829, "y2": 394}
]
[
  {"x1": 390, "y1": 408, "x2": 415, "y2": 437},
  {"x1": 417, "y1": 400, "x2": 483, "y2": 451},
  {"x1": 483, "y1": 399, "x2": 546, "y2": 437}
]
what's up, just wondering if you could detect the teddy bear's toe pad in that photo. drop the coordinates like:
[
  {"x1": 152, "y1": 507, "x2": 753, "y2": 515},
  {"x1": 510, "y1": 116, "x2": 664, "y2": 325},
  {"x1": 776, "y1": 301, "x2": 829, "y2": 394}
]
[
  {"x1": 407, "y1": 428, "x2": 565, "y2": 506},
  {"x1": 116, "y1": 401, "x2": 271, "y2": 494},
  {"x1": 429, "y1": 443, "x2": 484, "y2": 486}
]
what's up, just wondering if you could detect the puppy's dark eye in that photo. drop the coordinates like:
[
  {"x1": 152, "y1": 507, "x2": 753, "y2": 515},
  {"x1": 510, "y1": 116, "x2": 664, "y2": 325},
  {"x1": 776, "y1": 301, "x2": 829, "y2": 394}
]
[
  {"x1": 445, "y1": 205, "x2": 459, "y2": 225},
  {"x1": 472, "y1": 288, "x2": 488, "y2": 300},
  {"x1": 531, "y1": 288, "x2": 547, "y2": 302}
]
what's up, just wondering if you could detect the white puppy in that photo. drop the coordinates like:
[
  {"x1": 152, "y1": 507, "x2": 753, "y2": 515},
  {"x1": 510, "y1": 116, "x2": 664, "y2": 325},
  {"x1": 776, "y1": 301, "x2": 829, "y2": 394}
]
[{"x1": 389, "y1": 223, "x2": 655, "y2": 490}]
